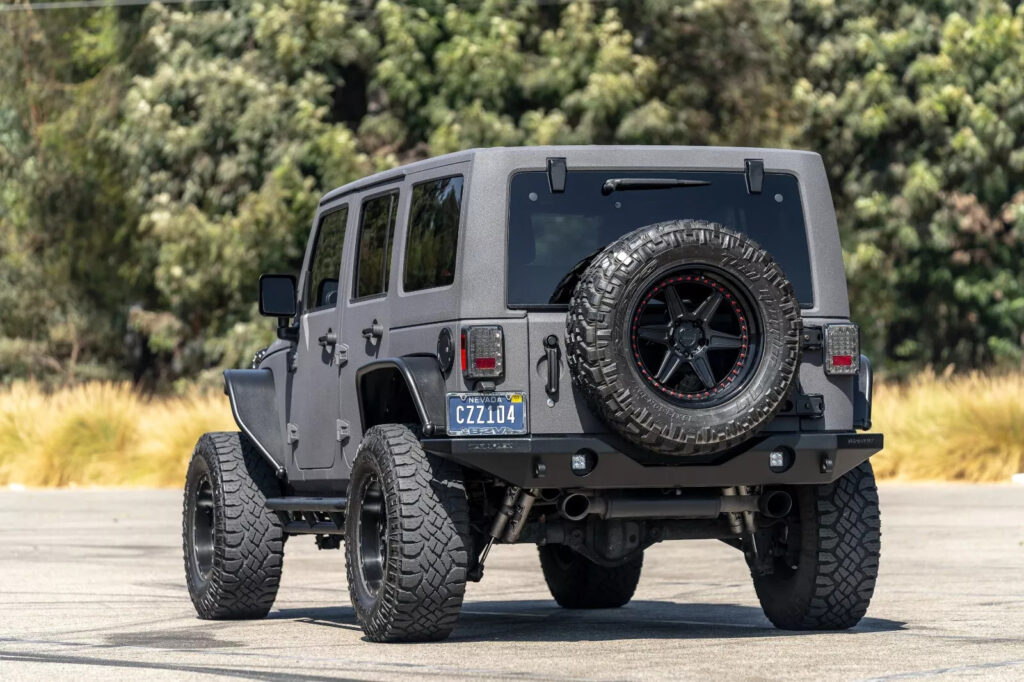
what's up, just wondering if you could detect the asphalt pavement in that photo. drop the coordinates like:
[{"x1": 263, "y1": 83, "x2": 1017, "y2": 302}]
[{"x1": 1, "y1": 484, "x2": 1022, "y2": 681}]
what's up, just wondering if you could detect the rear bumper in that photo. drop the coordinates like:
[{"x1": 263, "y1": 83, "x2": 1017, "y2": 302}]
[{"x1": 421, "y1": 432, "x2": 883, "y2": 489}]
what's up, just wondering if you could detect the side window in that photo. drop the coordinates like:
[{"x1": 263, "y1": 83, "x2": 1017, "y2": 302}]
[
  {"x1": 307, "y1": 205, "x2": 348, "y2": 309},
  {"x1": 354, "y1": 191, "x2": 398, "y2": 299},
  {"x1": 404, "y1": 175, "x2": 463, "y2": 292}
]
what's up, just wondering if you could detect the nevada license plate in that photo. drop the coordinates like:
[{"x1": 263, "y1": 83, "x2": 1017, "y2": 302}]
[{"x1": 446, "y1": 392, "x2": 528, "y2": 436}]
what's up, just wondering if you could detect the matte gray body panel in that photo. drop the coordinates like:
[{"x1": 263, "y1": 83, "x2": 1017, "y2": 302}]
[{"x1": 258, "y1": 145, "x2": 861, "y2": 492}]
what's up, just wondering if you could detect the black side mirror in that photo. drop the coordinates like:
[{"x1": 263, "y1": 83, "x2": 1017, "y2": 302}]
[{"x1": 259, "y1": 274, "x2": 297, "y2": 318}]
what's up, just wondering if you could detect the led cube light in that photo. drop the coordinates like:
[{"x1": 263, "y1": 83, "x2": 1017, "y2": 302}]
[{"x1": 823, "y1": 323, "x2": 861, "y2": 375}]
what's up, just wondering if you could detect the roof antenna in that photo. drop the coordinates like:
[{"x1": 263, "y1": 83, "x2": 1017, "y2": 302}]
[
  {"x1": 744, "y1": 159, "x2": 764, "y2": 194},
  {"x1": 547, "y1": 157, "x2": 567, "y2": 193}
]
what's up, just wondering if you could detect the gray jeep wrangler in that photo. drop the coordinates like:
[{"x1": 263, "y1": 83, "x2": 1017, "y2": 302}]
[{"x1": 182, "y1": 146, "x2": 882, "y2": 642}]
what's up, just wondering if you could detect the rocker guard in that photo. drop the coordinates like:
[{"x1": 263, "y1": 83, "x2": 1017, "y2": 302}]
[{"x1": 421, "y1": 432, "x2": 883, "y2": 489}]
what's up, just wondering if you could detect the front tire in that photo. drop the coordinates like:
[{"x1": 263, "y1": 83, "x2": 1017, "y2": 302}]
[
  {"x1": 753, "y1": 461, "x2": 881, "y2": 630},
  {"x1": 345, "y1": 425, "x2": 470, "y2": 642},
  {"x1": 539, "y1": 545, "x2": 643, "y2": 609},
  {"x1": 183, "y1": 432, "x2": 284, "y2": 619}
]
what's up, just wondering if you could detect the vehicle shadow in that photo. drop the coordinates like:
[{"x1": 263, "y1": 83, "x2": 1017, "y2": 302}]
[{"x1": 269, "y1": 600, "x2": 905, "y2": 643}]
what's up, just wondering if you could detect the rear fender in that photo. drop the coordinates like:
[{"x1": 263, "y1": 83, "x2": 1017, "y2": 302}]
[
  {"x1": 223, "y1": 369, "x2": 286, "y2": 477},
  {"x1": 356, "y1": 356, "x2": 447, "y2": 436}
]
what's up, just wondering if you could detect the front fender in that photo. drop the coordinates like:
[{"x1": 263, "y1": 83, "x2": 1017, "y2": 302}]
[{"x1": 223, "y1": 369, "x2": 286, "y2": 477}]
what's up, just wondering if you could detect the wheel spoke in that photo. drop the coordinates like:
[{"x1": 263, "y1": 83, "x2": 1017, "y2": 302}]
[
  {"x1": 663, "y1": 285, "x2": 688, "y2": 321},
  {"x1": 695, "y1": 290, "x2": 723, "y2": 324},
  {"x1": 688, "y1": 353, "x2": 716, "y2": 389},
  {"x1": 655, "y1": 351, "x2": 684, "y2": 384},
  {"x1": 707, "y1": 330, "x2": 743, "y2": 350},
  {"x1": 637, "y1": 324, "x2": 670, "y2": 345}
]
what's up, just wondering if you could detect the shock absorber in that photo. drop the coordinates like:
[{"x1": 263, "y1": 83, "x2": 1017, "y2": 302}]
[{"x1": 469, "y1": 486, "x2": 537, "y2": 582}]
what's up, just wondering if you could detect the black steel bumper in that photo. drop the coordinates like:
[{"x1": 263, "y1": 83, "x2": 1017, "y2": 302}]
[{"x1": 421, "y1": 432, "x2": 883, "y2": 489}]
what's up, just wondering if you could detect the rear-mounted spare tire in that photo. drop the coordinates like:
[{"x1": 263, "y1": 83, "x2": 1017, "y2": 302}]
[{"x1": 566, "y1": 220, "x2": 801, "y2": 456}]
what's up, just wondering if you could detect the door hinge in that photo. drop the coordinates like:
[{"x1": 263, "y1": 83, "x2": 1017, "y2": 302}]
[
  {"x1": 334, "y1": 343, "x2": 349, "y2": 367},
  {"x1": 336, "y1": 419, "x2": 351, "y2": 444},
  {"x1": 286, "y1": 422, "x2": 299, "y2": 444},
  {"x1": 801, "y1": 326, "x2": 823, "y2": 350}
]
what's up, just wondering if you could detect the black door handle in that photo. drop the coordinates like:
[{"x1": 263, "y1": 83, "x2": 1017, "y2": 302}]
[
  {"x1": 361, "y1": 321, "x2": 384, "y2": 340},
  {"x1": 544, "y1": 334, "x2": 560, "y2": 397},
  {"x1": 318, "y1": 330, "x2": 338, "y2": 347}
]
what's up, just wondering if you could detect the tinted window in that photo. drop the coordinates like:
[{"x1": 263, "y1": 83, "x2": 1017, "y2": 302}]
[
  {"x1": 507, "y1": 170, "x2": 814, "y2": 306},
  {"x1": 404, "y1": 176, "x2": 463, "y2": 291},
  {"x1": 354, "y1": 192, "x2": 398, "y2": 299},
  {"x1": 307, "y1": 206, "x2": 348, "y2": 309}
]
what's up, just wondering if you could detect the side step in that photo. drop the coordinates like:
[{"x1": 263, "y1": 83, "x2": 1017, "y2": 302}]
[{"x1": 266, "y1": 497, "x2": 347, "y2": 536}]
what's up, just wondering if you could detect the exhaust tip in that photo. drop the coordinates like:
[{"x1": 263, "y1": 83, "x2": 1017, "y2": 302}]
[
  {"x1": 560, "y1": 493, "x2": 591, "y2": 521},
  {"x1": 760, "y1": 490, "x2": 793, "y2": 519}
]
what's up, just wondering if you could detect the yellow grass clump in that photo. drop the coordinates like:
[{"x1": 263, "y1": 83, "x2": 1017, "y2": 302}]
[
  {"x1": 1, "y1": 374, "x2": 1022, "y2": 487},
  {"x1": 0, "y1": 382, "x2": 234, "y2": 488},
  {"x1": 872, "y1": 372, "x2": 1024, "y2": 482}
]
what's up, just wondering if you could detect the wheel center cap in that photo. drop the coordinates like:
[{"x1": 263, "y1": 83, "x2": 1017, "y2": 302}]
[{"x1": 675, "y1": 324, "x2": 703, "y2": 349}]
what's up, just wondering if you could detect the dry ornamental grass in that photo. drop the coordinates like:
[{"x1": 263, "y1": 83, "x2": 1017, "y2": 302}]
[{"x1": 0, "y1": 375, "x2": 1021, "y2": 488}]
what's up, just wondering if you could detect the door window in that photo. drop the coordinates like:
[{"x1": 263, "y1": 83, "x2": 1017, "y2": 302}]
[
  {"x1": 403, "y1": 176, "x2": 463, "y2": 292},
  {"x1": 354, "y1": 191, "x2": 399, "y2": 299},
  {"x1": 307, "y1": 205, "x2": 348, "y2": 310}
]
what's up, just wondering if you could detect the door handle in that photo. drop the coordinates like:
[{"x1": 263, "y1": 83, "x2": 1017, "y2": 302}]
[
  {"x1": 318, "y1": 330, "x2": 338, "y2": 347},
  {"x1": 544, "y1": 334, "x2": 560, "y2": 397},
  {"x1": 361, "y1": 321, "x2": 384, "y2": 340}
]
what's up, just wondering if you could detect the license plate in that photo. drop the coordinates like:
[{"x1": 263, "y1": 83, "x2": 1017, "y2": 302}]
[{"x1": 446, "y1": 392, "x2": 527, "y2": 436}]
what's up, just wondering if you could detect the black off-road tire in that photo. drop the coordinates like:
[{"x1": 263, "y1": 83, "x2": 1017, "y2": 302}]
[
  {"x1": 566, "y1": 220, "x2": 801, "y2": 456},
  {"x1": 183, "y1": 432, "x2": 284, "y2": 619},
  {"x1": 345, "y1": 425, "x2": 470, "y2": 642},
  {"x1": 538, "y1": 545, "x2": 643, "y2": 609},
  {"x1": 754, "y1": 461, "x2": 881, "y2": 630}
]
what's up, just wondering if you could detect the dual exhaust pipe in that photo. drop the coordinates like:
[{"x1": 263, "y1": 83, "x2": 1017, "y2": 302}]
[{"x1": 559, "y1": 489, "x2": 793, "y2": 522}]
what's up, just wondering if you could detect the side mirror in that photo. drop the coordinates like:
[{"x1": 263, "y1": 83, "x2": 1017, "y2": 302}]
[{"x1": 259, "y1": 274, "x2": 297, "y2": 318}]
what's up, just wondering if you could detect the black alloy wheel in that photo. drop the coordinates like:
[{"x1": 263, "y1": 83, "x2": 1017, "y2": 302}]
[
  {"x1": 630, "y1": 269, "x2": 760, "y2": 406},
  {"x1": 354, "y1": 474, "x2": 388, "y2": 597},
  {"x1": 191, "y1": 473, "x2": 215, "y2": 580}
]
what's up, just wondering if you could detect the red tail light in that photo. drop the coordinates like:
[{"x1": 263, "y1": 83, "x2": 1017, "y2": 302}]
[
  {"x1": 462, "y1": 326, "x2": 504, "y2": 380},
  {"x1": 460, "y1": 330, "x2": 468, "y2": 372},
  {"x1": 824, "y1": 324, "x2": 860, "y2": 375}
]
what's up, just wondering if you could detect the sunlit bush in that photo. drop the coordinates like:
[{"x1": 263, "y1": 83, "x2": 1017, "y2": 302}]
[
  {"x1": 0, "y1": 382, "x2": 233, "y2": 488},
  {"x1": 1, "y1": 375, "x2": 1022, "y2": 487}
]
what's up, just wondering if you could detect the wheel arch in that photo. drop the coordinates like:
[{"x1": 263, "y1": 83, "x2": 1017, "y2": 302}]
[
  {"x1": 222, "y1": 369, "x2": 286, "y2": 477},
  {"x1": 355, "y1": 355, "x2": 447, "y2": 436}
]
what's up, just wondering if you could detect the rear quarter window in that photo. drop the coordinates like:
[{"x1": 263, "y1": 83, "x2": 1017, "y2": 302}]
[{"x1": 403, "y1": 176, "x2": 463, "y2": 292}]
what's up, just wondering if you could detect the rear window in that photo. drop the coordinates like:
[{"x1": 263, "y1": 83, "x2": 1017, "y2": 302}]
[
  {"x1": 354, "y1": 192, "x2": 398, "y2": 299},
  {"x1": 507, "y1": 170, "x2": 813, "y2": 307}
]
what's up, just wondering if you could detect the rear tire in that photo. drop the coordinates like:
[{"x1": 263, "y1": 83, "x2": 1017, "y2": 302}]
[
  {"x1": 753, "y1": 461, "x2": 881, "y2": 630},
  {"x1": 345, "y1": 425, "x2": 470, "y2": 642},
  {"x1": 183, "y1": 432, "x2": 284, "y2": 619},
  {"x1": 539, "y1": 545, "x2": 643, "y2": 609},
  {"x1": 566, "y1": 220, "x2": 801, "y2": 456}
]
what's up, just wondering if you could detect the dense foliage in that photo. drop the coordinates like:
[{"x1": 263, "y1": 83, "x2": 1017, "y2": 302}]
[{"x1": 2, "y1": 0, "x2": 1022, "y2": 388}]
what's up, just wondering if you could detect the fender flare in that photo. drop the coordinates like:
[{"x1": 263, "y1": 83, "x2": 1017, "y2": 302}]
[
  {"x1": 223, "y1": 369, "x2": 286, "y2": 477},
  {"x1": 356, "y1": 356, "x2": 447, "y2": 436}
]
